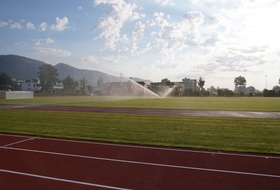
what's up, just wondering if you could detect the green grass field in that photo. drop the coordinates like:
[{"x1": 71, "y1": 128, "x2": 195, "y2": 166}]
[{"x1": 1, "y1": 96, "x2": 280, "y2": 154}]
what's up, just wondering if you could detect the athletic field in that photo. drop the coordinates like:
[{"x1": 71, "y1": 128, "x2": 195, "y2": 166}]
[
  {"x1": 0, "y1": 96, "x2": 280, "y2": 154},
  {"x1": 1, "y1": 96, "x2": 280, "y2": 189}
]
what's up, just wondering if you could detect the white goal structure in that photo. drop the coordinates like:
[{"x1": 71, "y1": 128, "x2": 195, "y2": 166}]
[{"x1": 5, "y1": 91, "x2": 34, "y2": 99}]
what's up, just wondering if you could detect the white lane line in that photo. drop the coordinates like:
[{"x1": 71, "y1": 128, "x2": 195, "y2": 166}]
[
  {"x1": 1, "y1": 133, "x2": 280, "y2": 160},
  {"x1": 1, "y1": 146, "x2": 280, "y2": 179},
  {"x1": 39, "y1": 136, "x2": 280, "y2": 160},
  {"x1": 0, "y1": 169, "x2": 130, "y2": 190},
  {"x1": 3, "y1": 137, "x2": 37, "y2": 147}
]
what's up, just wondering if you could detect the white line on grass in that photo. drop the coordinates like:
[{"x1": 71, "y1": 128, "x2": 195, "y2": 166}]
[
  {"x1": 1, "y1": 146, "x2": 280, "y2": 179},
  {"x1": 0, "y1": 169, "x2": 130, "y2": 190}
]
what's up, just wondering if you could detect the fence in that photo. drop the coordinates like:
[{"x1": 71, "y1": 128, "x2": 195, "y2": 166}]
[{"x1": 5, "y1": 91, "x2": 34, "y2": 99}]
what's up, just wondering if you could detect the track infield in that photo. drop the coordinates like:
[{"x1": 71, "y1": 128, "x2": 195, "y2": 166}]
[{"x1": 1, "y1": 133, "x2": 280, "y2": 190}]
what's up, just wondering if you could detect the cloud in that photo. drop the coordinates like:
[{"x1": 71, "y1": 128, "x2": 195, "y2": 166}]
[
  {"x1": 183, "y1": 11, "x2": 204, "y2": 30},
  {"x1": 31, "y1": 47, "x2": 71, "y2": 57},
  {"x1": 101, "y1": 54, "x2": 126, "y2": 62},
  {"x1": 92, "y1": 0, "x2": 145, "y2": 50},
  {"x1": 202, "y1": 32, "x2": 220, "y2": 46},
  {"x1": 50, "y1": 17, "x2": 70, "y2": 31},
  {"x1": 130, "y1": 42, "x2": 138, "y2": 55},
  {"x1": 10, "y1": 22, "x2": 23, "y2": 29},
  {"x1": 146, "y1": 20, "x2": 156, "y2": 26},
  {"x1": 154, "y1": 12, "x2": 169, "y2": 27},
  {"x1": 150, "y1": 11, "x2": 206, "y2": 54},
  {"x1": 82, "y1": 55, "x2": 98, "y2": 63},
  {"x1": 155, "y1": 0, "x2": 175, "y2": 6},
  {"x1": 206, "y1": 13, "x2": 226, "y2": 30},
  {"x1": 0, "y1": 21, "x2": 8, "y2": 27},
  {"x1": 78, "y1": 6, "x2": 82, "y2": 10},
  {"x1": 39, "y1": 22, "x2": 48, "y2": 31},
  {"x1": 132, "y1": 21, "x2": 145, "y2": 41},
  {"x1": 34, "y1": 37, "x2": 54, "y2": 46},
  {"x1": 138, "y1": 42, "x2": 152, "y2": 55},
  {"x1": 229, "y1": 46, "x2": 268, "y2": 54},
  {"x1": 26, "y1": 22, "x2": 35, "y2": 30}
]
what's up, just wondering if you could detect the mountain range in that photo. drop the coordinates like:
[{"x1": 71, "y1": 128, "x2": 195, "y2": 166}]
[{"x1": 0, "y1": 54, "x2": 150, "y2": 85}]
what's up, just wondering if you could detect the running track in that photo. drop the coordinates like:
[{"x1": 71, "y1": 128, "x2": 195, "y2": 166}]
[
  {"x1": 1, "y1": 134, "x2": 280, "y2": 189},
  {"x1": 1, "y1": 104, "x2": 280, "y2": 118}
]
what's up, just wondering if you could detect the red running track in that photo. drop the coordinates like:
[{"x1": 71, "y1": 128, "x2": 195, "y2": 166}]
[{"x1": 1, "y1": 134, "x2": 280, "y2": 190}]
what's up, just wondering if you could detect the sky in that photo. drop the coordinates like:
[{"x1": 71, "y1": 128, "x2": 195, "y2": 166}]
[{"x1": 1, "y1": 0, "x2": 280, "y2": 90}]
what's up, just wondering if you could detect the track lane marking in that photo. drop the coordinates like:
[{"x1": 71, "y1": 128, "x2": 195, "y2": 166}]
[
  {"x1": 0, "y1": 169, "x2": 130, "y2": 190},
  {"x1": 1, "y1": 133, "x2": 280, "y2": 160},
  {"x1": 1, "y1": 146, "x2": 280, "y2": 179},
  {"x1": 46, "y1": 138, "x2": 280, "y2": 160},
  {"x1": 3, "y1": 137, "x2": 38, "y2": 147}
]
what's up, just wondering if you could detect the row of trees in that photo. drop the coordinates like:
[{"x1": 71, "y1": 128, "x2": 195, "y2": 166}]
[
  {"x1": 160, "y1": 75, "x2": 280, "y2": 97},
  {"x1": 38, "y1": 64, "x2": 104, "y2": 93}
]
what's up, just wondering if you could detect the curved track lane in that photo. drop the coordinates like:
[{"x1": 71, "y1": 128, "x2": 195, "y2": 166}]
[{"x1": 1, "y1": 134, "x2": 280, "y2": 190}]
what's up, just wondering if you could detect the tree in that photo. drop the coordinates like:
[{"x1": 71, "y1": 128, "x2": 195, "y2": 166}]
[
  {"x1": 0, "y1": 72, "x2": 13, "y2": 90},
  {"x1": 198, "y1": 76, "x2": 205, "y2": 90},
  {"x1": 208, "y1": 86, "x2": 217, "y2": 95},
  {"x1": 263, "y1": 89, "x2": 276, "y2": 97},
  {"x1": 63, "y1": 75, "x2": 74, "y2": 89},
  {"x1": 87, "y1": 85, "x2": 93, "y2": 93},
  {"x1": 217, "y1": 89, "x2": 224, "y2": 96},
  {"x1": 161, "y1": 78, "x2": 171, "y2": 86},
  {"x1": 80, "y1": 77, "x2": 87, "y2": 93},
  {"x1": 97, "y1": 77, "x2": 103, "y2": 90},
  {"x1": 247, "y1": 86, "x2": 255, "y2": 93},
  {"x1": 224, "y1": 89, "x2": 234, "y2": 97},
  {"x1": 173, "y1": 86, "x2": 179, "y2": 96},
  {"x1": 74, "y1": 80, "x2": 79, "y2": 89},
  {"x1": 273, "y1": 85, "x2": 280, "y2": 92},
  {"x1": 38, "y1": 64, "x2": 59, "y2": 92},
  {"x1": 234, "y1": 76, "x2": 246, "y2": 94},
  {"x1": 279, "y1": 78, "x2": 280, "y2": 85}
]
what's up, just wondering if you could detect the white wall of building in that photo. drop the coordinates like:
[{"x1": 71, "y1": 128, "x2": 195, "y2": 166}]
[{"x1": 21, "y1": 79, "x2": 41, "y2": 91}]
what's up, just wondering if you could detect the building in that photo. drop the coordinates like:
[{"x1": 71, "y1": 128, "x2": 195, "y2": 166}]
[
  {"x1": 20, "y1": 79, "x2": 64, "y2": 92},
  {"x1": 52, "y1": 82, "x2": 64, "y2": 92},
  {"x1": 136, "y1": 81, "x2": 151, "y2": 89},
  {"x1": 182, "y1": 77, "x2": 197, "y2": 92},
  {"x1": 20, "y1": 79, "x2": 41, "y2": 91}
]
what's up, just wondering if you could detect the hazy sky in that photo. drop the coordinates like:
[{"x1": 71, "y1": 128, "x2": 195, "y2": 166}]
[{"x1": 1, "y1": 0, "x2": 280, "y2": 90}]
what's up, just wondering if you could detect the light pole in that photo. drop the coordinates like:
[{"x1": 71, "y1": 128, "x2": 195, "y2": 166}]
[{"x1": 265, "y1": 75, "x2": 267, "y2": 89}]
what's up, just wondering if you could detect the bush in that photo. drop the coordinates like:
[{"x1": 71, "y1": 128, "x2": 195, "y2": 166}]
[
  {"x1": 193, "y1": 90, "x2": 200, "y2": 96},
  {"x1": 184, "y1": 88, "x2": 193, "y2": 96},
  {"x1": 217, "y1": 89, "x2": 234, "y2": 97},
  {"x1": 217, "y1": 89, "x2": 224, "y2": 96},
  {"x1": 263, "y1": 89, "x2": 276, "y2": 97}
]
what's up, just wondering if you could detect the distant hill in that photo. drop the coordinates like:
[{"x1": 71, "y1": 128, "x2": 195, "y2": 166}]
[
  {"x1": 0, "y1": 54, "x2": 151, "y2": 85},
  {"x1": 0, "y1": 54, "x2": 46, "y2": 79},
  {"x1": 54, "y1": 63, "x2": 119, "y2": 84},
  {"x1": 130, "y1": 77, "x2": 152, "y2": 83},
  {"x1": 0, "y1": 55, "x2": 122, "y2": 85}
]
